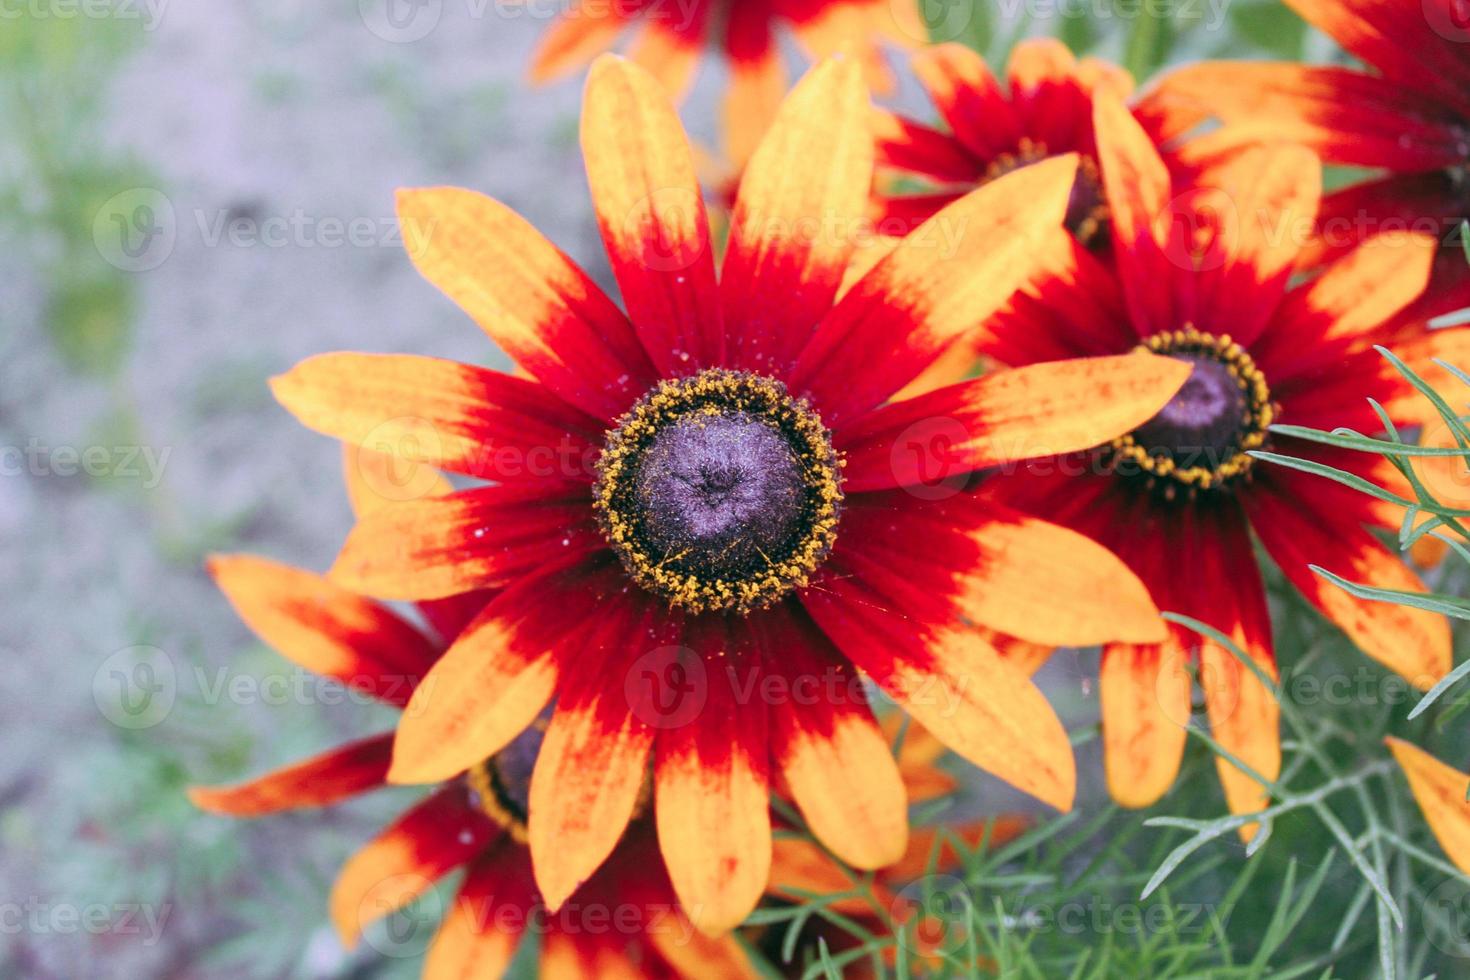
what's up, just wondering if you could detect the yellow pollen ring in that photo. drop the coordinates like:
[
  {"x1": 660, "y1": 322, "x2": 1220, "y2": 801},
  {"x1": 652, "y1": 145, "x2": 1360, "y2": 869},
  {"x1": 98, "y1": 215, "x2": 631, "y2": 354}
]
[{"x1": 1110, "y1": 326, "x2": 1275, "y2": 493}]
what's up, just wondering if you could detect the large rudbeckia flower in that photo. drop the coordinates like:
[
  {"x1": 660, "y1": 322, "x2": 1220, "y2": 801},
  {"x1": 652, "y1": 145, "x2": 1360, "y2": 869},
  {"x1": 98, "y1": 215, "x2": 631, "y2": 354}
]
[
  {"x1": 1148, "y1": 0, "x2": 1470, "y2": 311},
  {"x1": 190, "y1": 547, "x2": 753, "y2": 977},
  {"x1": 975, "y1": 91, "x2": 1466, "y2": 830},
  {"x1": 268, "y1": 55, "x2": 1191, "y2": 934},
  {"x1": 873, "y1": 39, "x2": 1138, "y2": 247},
  {"x1": 529, "y1": 0, "x2": 924, "y2": 164}
]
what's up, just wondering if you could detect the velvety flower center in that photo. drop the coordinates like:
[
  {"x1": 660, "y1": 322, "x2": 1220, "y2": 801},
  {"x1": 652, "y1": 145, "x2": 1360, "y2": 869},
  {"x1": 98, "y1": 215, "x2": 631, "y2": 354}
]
[
  {"x1": 1111, "y1": 327, "x2": 1274, "y2": 495},
  {"x1": 467, "y1": 720, "x2": 545, "y2": 842},
  {"x1": 595, "y1": 369, "x2": 842, "y2": 615}
]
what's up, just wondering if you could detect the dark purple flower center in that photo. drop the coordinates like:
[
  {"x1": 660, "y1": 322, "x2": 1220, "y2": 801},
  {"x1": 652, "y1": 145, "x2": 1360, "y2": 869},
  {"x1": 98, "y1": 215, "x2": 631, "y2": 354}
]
[
  {"x1": 1111, "y1": 327, "x2": 1274, "y2": 495},
  {"x1": 595, "y1": 369, "x2": 841, "y2": 614},
  {"x1": 1131, "y1": 354, "x2": 1248, "y2": 466},
  {"x1": 635, "y1": 412, "x2": 806, "y2": 580}
]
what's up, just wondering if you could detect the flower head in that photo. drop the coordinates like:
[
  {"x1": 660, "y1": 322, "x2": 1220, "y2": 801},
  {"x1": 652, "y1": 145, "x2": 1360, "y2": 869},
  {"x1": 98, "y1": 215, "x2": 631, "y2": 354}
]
[
  {"x1": 874, "y1": 39, "x2": 1142, "y2": 247},
  {"x1": 1149, "y1": 0, "x2": 1470, "y2": 311},
  {"x1": 975, "y1": 88, "x2": 1468, "y2": 830},
  {"x1": 269, "y1": 55, "x2": 1192, "y2": 934}
]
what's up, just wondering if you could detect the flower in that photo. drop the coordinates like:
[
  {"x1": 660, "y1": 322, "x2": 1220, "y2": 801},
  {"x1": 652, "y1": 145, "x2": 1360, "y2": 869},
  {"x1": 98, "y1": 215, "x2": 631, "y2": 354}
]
[
  {"x1": 190, "y1": 544, "x2": 754, "y2": 976},
  {"x1": 872, "y1": 39, "x2": 1137, "y2": 247},
  {"x1": 974, "y1": 90, "x2": 1467, "y2": 830},
  {"x1": 1386, "y1": 737, "x2": 1470, "y2": 876},
  {"x1": 529, "y1": 0, "x2": 924, "y2": 165},
  {"x1": 1148, "y1": 0, "x2": 1470, "y2": 312},
  {"x1": 268, "y1": 55, "x2": 1192, "y2": 934}
]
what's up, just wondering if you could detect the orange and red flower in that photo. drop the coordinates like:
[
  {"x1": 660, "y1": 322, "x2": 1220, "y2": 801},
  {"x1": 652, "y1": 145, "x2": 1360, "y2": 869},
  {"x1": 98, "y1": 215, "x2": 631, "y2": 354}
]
[
  {"x1": 529, "y1": 0, "x2": 924, "y2": 164},
  {"x1": 873, "y1": 39, "x2": 1140, "y2": 246},
  {"x1": 1150, "y1": 0, "x2": 1470, "y2": 312},
  {"x1": 267, "y1": 56, "x2": 1193, "y2": 933},
  {"x1": 974, "y1": 90, "x2": 1466, "y2": 829},
  {"x1": 190, "y1": 546, "x2": 753, "y2": 977}
]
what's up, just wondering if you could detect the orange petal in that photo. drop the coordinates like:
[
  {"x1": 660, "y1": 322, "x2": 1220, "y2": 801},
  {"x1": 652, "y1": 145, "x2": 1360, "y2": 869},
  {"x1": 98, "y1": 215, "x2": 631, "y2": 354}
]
[
  {"x1": 766, "y1": 617, "x2": 908, "y2": 869},
  {"x1": 343, "y1": 443, "x2": 453, "y2": 520},
  {"x1": 1387, "y1": 737, "x2": 1470, "y2": 876},
  {"x1": 790, "y1": 154, "x2": 1080, "y2": 425},
  {"x1": 329, "y1": 484, "x2": 599, "y2": 601},
  {"x1": 837, "y1": 494, "x2": 1167, "y2": 648},
  {"x1": 1093, "y1": 90, "x2": 1176, "y2": 336},
  {"x1": 528, "y1": 4, "x2": 629, "y2": 83},
  {"x1": 582, "y1": 55, "x2": 723, "y2": 372},
  {"x1": 1147, "y1": 61, "x2": 1467, "y2": 171},
  {"x1": 836, "y1": 352, "x2": 1192, "y2": 491},
  {"x1": 272, "y1": 352, "x2": 602, "y2": 484},
  {"x1": 188, "y1": 733, "x2": 394, "y2": 817},
  {"x1": 1188, "y1": 144, "x2": 1322, "y2": 345},
  {"x1": 329, "y1": 786, "x2": 497, "y2": 948},
  {"x1": 1247, "y1": 482, "x2": 1451, "y2": 688},
  {"x1": 655, "y1": 618, "x2": 772, "y2": 936},
  {"x1": 1254, "y1": 231, "x2": 1439, "y2": 380},
  {"x1": 766, "y1": 838, "x2": 888, "y2": 915},
  {"x1": 1101, "y1": 645, "x2": 1190, "y2": 809},
  {"x1": 529, "y1": 679, "x2": 656, "y2": 914},
  {"x1": 803, "y1": 571, "x2": 1076, "y2": 812},
  {"x1": 388, "y1": 565, "x2": 630, "y2": 784},
  {"x1": 625, "y1": 15, "x2": 706, "y2": 101},
  {"x1": 207, "y1": 554, "x2": 437, "y2": 707},
  {"x1": 394, "y1": 186, "x2": 655, "y2": 421},
  {"x1": 880, "y1": 816, "x2": 1032, "y2": 882},
  {"x1": 722, "y1": 57, "x2": 873, "y2": 376},
  {"x1": 422, "y1": 846, "x2": 536, "y2": 980}
]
